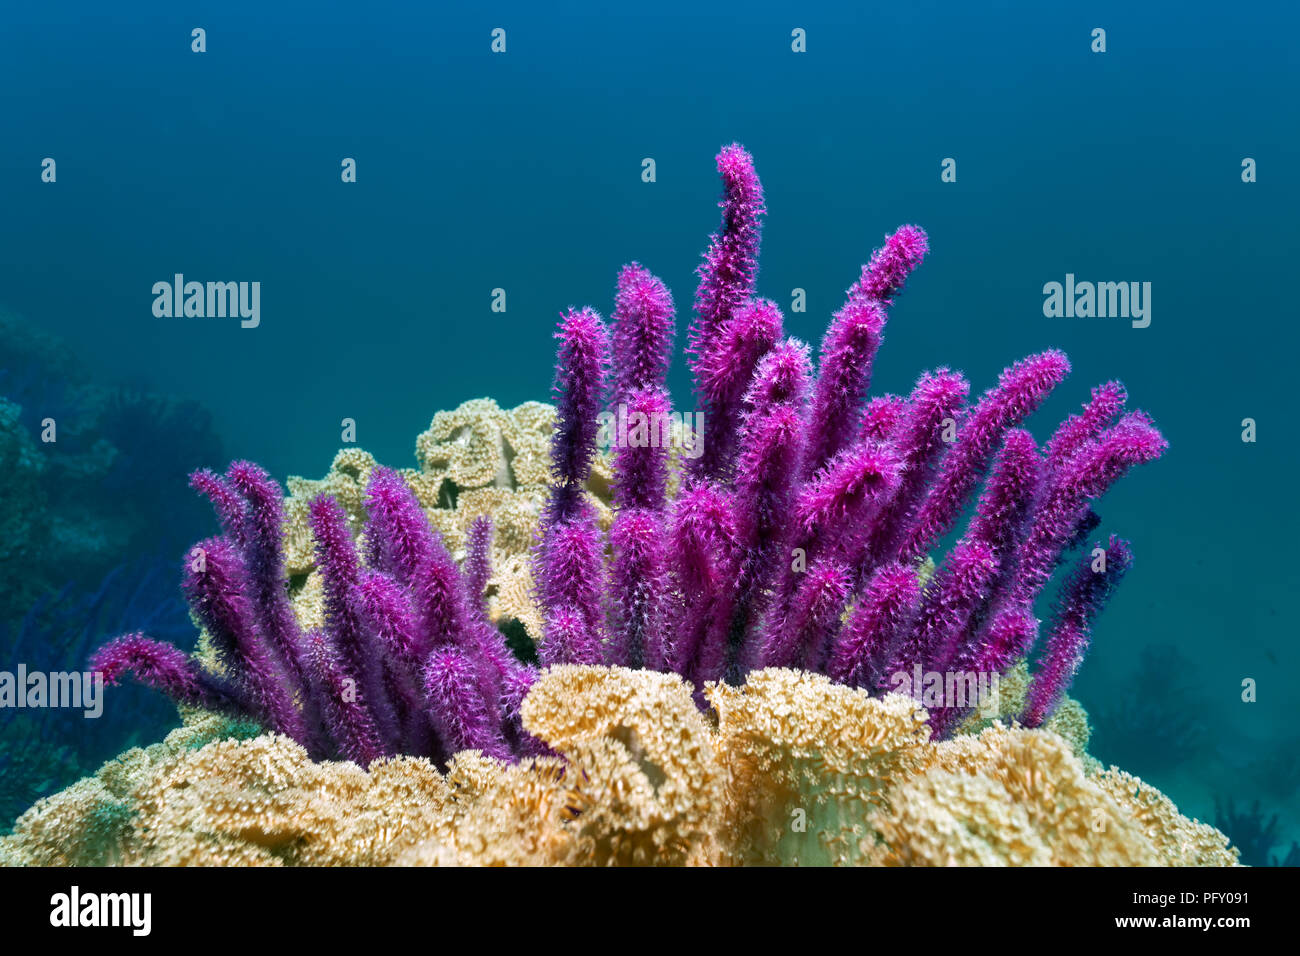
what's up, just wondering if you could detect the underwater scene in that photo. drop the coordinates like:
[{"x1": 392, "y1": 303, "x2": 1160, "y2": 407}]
[{"x1": 0, "y1": 0, "x2": 1296, "y2": 877}]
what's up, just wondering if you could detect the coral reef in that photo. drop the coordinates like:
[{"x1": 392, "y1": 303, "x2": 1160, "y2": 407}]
[
  {"x1": 3, "y1": 145, "x2": 1220, "y2": 866},
  {"x1": 0, "y1": 667, "x2": 1235, "y2": 866}
]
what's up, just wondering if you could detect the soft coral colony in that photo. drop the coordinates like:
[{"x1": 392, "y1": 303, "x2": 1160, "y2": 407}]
[{"x1": 14, "y1": 144, "x2": 1229, "y2": 866}]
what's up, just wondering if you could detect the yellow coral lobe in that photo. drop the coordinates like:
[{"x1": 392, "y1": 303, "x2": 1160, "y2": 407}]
[{"x1": 521, "y1": 665, "x2": 724, "y2": 866}]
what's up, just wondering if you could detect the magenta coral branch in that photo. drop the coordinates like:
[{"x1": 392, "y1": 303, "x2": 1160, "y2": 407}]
[
  {"x1": 308, "y1": 494, "x2": 403, "y2": 753},
  {"x1": 859, "y1": 395, "x2": 909, "y2": 443},
  {"x1": 804, "y1": 298, "x2": 887, "y2": 477},
  {"x1": 763, "y1": 558, "x2": 852, "y2": 670},
  {"x1": 463, "y1": 514, "x2": 493, "y2": 620},
  {"x1": 610, "y1": 507, "x2": 669, "y2": 670},
  {"x1": 548, "y1": 307, "x2": 610, "y2": 515},
  {"x1": 182, "y1": 536, "x2": 306, "y2": 742},
  {"x1": 966, "y1": 429, "x2": 1043, "y2": 562},
  {"x1": 899, "y1": 350, "x2": 1070, "y2": 562},
  {"x1": 825, "y1": 563, "x2": 920, "y2": 690},
  {"x1": 611, "y1": 262, "x2": 675, "y2": 402},
  {"x1": 1012, "y1": 412, "x2": 1166, "y2": 604},
  {"x1": 854, "y1": 225, "x2": 930, "y2": 304},
  {"x1": 665, "y1": 483, "x2": 742, "y2": 690},
  {"x1": 803, "y1": 226, "x2": 928, "y2": 476},
  {"x1": 424, "y1": 647, "x2": 510, "y2": 760},
  {"x1": 688, "y1": 144, "x2": 766, "y2": 479},
  {"x1": 893, "y1": 539, "x2": 1000, "y2": 675},
  {"x1": 90, "y1": 633, "x2": 229, "y2": 710},
  {"x1": 1022, "y1": 536, "x2": 1134, "y2": 728},
  {"x1": 1045, "y1": 381, "x2": 1127, "y2": 473},
  {"x1": 363, "y1": 467, "x2": 439, "y2": 589},
  {"x1": 535, "y1": 503, "x2": 609, "y2": 666},
  {"x1": 611, "y1": 387, "x2": 672, "y2": 512},
  {"x1": 225, "y1": 460, "x2": 321, "y2": 741},
  {"x1": 863, "y1": 369, "x2": 970, "y2": 564},
  {"x1": 188, "y1": 470, "x2": 248, "y2": 547}
]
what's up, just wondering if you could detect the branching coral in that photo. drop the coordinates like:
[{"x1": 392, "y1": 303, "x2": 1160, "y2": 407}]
[
  {"x1": 522, "y1": 143, "x2": 1165, "y2": 737},
  {"x1": 51, "y1": 144, "x2": 1197, "y2": 866}
]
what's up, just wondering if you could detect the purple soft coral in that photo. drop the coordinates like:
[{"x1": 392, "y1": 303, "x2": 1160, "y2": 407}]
[
  {"x1": 688, "y1": 144, "x2": 767, "y2": 479},
  {"x1": 96, "y1": 146, "x2": 1167, "y2": 759},
  {"x1": 1022, "y1": 535, "x2": 1134, "y2": 728}
]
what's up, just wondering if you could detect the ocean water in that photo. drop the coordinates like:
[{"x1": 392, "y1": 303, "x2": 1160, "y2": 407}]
[{"x1": 1, "y1": 1, "x2": 1296, "y2": 858}]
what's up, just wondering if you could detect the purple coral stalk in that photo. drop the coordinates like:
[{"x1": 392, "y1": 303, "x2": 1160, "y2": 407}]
[
  {"x1": 859, "y1": 394, "x2": 909, "y2": 442},
  {"x1": 803, "y1": 226, "x2": 928, "y2": 476},
  {"x1": 364, "y1": 467, "x2": 438, "y2": 589},
  {"x1": 548, "y1": 307, "x2": 610, "y2": 516},
  {"x1": 971, "y1": 603, "x2": 1039, "y2": 676},
  {"x1": 691, "y1": 297, "x2": 784, "y2": 481},
  {"x1": 226, "y1": 460, "x2": 321, "y2": 741},
  {"x1": 424, "y1": 647, "x2": 510, "y2": 760},
  {"x1": 535, "y1": 503, "x2": 609, "y2": 666},
  {"x1": 309, "y1": 494, "x2": 402, "y2": 753},
  {"x1": 688, "y1": 144, "x2": 766, "y2": 478},
  {"x1": 762, "y1": 558, "x2": 852, "y2": 670},
  {"x1": 665, "y1": 483, "x2": 742, "y2": 690},
  {"x1": 793, "y1": 440, "x2": 902, "y2": 563},
  {"x1": 893, "y1": 539, "x2": 1000, "y2": 675},
  {"x1": 463, "y1": 515, "x2": 493, "y2": 620},
  {"x1": 535, "y1": 308, "x2": 611, "y2": 666},
  {"x1": 610, "y1": 508, "x2": 669, "y2": 670},
  {"x1": 1012, "y1": 412, "x2": 1166, "y2": 604},
  {"x1": 611, "y1": 387, "x2": 672, "y2": 512},
  {"x1": 804, "y1": 298, "x2": 887, "y2": 477},
  {"x1": 899, "y1": 350, "x2": 1070, "y2": 562},
  {"x1": 609, "y1": 387, "x2": 673, "y2": 668},
  {"x1": 611, "y1": 262, "x2": 675, "y2": 401},
  {"x1": 731, "y1": 364, "x2": 808, "y2": 575},
  {"x1": 965, "y1": 429, "x2": 1043, "y2": 561},
  {"x1": 183, "y1": 536, "x2": 306, "y2": 742},
  {"x1": 863, "y1": 369, "x2": 970, "y2": 564},
  {"x1": 854, "y1": 225, "x2": 930, "y2": 304},
  {"x1": 722, "y1": 341, "x2": 812, "y2": 680},
  {"x1": 188, "y1": 469, "x2": 248, "y2": 547},
  {"x1": 90, "y1": 633, "x2": 227, "y2": 710},
  {"x1": 1022, "y1": 536, "x2": 1133, "y2": 727},
  {"x1": 825, "y1": 563, "x2": 920, "y2": 690},
  {"x1": 306, "y1": 628, "x2": 386, "y2": 765},
  {"x1": 1045, "y1": 381, "x2": 1127, "y2": 473}
]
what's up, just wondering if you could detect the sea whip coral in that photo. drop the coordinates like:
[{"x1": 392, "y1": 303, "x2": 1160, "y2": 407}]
[
  {"x1": 93, "y1": 145, "x2": 1165, "y2": 760},
  {"x1": 94, "y1": 461, "x2": 536, "y2": 764}
]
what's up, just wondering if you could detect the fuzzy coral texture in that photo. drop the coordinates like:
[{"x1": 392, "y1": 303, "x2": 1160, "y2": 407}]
[{"x1": 0, "y1": 667, "x2": 1233, "y2": 867}]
